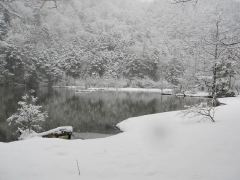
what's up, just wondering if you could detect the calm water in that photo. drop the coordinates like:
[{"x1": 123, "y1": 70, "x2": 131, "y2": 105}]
[{"x1": 0, "y1": 87, "x2": 206, "y2": 142}]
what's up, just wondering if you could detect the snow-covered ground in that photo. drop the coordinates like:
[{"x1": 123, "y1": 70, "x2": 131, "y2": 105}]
[
  {"x1": 77, "y1": 87, "x2": 174, "y2": 95},
  {"x1": 176, "y1": 91, "x2": 210, "y2": 97},
  {"x1": 76, "y1": 87, "x2": 211, "y2": 97},
  {"x1": 1, "y1": 97, "x2": 240, "y2": 180},
  {"x1": 55, "y1": 86, "x2": 212, "y2": 97}
]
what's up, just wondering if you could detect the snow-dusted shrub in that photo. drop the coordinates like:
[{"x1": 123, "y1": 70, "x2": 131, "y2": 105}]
[
  {"x1": 184, "y1": 101, "x2": 216, "y2": 122},
  {"x1": 7, "y1": 94, "x2": 48, "y2": 135},
  {"x1": 17, "y1": 128, "x2": 38, "y2": 140}
]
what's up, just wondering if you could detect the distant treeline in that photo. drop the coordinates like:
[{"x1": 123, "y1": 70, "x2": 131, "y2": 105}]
[{"x1": 0, "y1": 0, "x2": 240, "y2": 96}]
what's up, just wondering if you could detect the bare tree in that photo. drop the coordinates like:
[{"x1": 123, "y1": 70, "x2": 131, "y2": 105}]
[{"x1": 183, "y1": 101, "x2": 216, "y2": 122}]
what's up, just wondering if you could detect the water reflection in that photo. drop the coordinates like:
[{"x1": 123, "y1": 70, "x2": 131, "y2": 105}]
[{"x1": 0, "y1": 87, "x2": 206, "y2": 142}]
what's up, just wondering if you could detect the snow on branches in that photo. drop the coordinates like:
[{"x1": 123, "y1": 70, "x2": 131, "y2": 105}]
[
  {"x1": 183, "y1": 100, "x2": 216, "y2": 122},
  {"x1": 7, "y1": 93, "x2": 48, "y2": 135}
]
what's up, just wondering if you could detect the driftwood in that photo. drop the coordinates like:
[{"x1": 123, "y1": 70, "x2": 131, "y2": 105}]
[{"x1": 39, "y1": 126, "x2": 73, "y2": 139}]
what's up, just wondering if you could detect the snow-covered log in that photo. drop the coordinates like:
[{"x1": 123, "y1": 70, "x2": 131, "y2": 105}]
[
  {"x1": 39, "y1": 126, "x2": 73, "y2": 139},
  {"x1": 18, "y1": 126, "x2": 73, "y2": 140}
]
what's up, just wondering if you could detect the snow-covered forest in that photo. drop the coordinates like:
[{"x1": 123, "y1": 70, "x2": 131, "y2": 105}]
[
  {"x1": 1, "y1": 1, "x2": 240, "y2": 180},
  {"x1": 0, "y1": 0, "x2": 240, "y2": 96}
]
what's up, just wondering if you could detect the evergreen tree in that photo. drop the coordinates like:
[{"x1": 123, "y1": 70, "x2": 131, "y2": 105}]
[{"x1": 7, "y1": 93, "x2": 48, "y2": 133}]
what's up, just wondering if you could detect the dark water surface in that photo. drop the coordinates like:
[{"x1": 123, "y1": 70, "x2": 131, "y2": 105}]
[{"x1": 0, "y1": 87, "x2": 206, "y2": 142}]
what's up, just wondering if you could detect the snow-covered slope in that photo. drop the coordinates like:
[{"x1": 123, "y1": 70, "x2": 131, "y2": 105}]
[{"x1": 0, "y1": 97, "x2": 240, "y2": 180}]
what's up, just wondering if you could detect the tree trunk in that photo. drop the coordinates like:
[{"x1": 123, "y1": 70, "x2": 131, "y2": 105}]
[{"x1": 212, "y1": 21, "x2": 219, "y2": 106}]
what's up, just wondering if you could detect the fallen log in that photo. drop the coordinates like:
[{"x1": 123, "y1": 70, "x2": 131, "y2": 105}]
[{"x1": 39, "y1": 126, "x2": 73, "y2": 139}]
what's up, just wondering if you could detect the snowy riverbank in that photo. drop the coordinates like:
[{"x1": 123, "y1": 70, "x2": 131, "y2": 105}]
[
  {"x1": 80, "y1": 87, "x2": 174, "y2": 95},
  {"x1": 1, "y1": 96, "x2": 240, "y2": 180},
  {"x1": 56, "y1": 86, "x2": 211, "y2": 97}
]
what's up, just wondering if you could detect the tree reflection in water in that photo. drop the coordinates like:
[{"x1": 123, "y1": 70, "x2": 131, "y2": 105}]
[{"x1": 0, "y1": 87, "x2": 206, "y2": 142}]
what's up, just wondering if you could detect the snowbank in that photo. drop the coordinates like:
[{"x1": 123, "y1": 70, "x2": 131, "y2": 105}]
[
  {"x1": 0, "y1": 97, "x2": 240, "y2": 180},
  {"x1": 78, "y1": 87, "x2": 174, "y2": 95},
  {"x1": 73, "y1": 86, "x2": 211, "y2": 97},
  {"x1": 18, "y1": 129, "x2": 38, "y2": 140},
  {"x1": 55, "y1": 86, "x2": 212, "y2": 98},
  {"x1": 176, "y1": 91, "x2": 210, "y2": 97}
]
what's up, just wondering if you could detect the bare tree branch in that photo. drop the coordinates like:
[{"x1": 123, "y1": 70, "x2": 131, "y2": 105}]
[
  {"x1": 220, "y1": 41, "x2": 240, "y2": 46},
  {"x1": 183, "y1": 102, "x2": 216, "y2": 123},
  {"x1": 172, "y1": 0, "x2": 198, "y2": 4},
  {"x1": 0, "y1": 1, "x2": 22, "y2": 19}
]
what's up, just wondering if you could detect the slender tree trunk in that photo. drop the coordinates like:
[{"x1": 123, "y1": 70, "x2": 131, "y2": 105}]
[{"x1": 212, "y1": 21, "x2": 219, "y2": 106}]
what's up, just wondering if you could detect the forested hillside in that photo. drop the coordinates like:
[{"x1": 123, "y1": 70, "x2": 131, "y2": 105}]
[{"x1": 1, "y1": 0, "x2": 240, "y2": 96}]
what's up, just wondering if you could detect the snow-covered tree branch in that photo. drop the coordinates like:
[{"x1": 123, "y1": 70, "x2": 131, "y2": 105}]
[{"x1": 7, "y1": 93, "x2": 48, "y2": 135}]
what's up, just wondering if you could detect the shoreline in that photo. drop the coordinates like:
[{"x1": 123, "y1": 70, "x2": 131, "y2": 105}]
[
  {"x1": 0, "y1": 96, "x2": 240, "y2": 180},
  {"x1": 53, "y1": 86, "x2": 211, "y2": 98}
]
